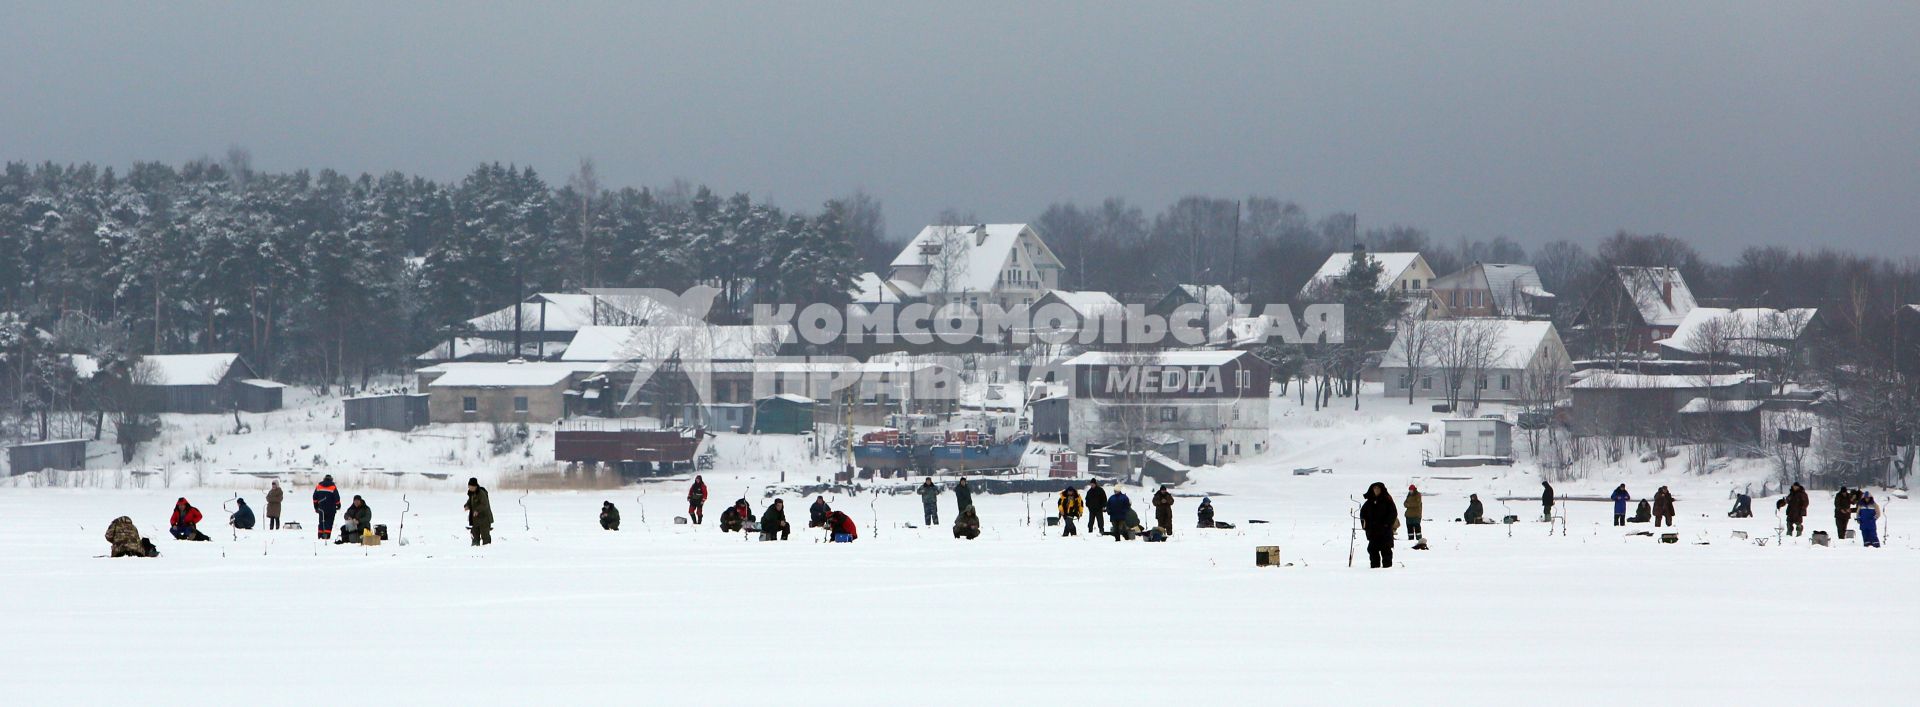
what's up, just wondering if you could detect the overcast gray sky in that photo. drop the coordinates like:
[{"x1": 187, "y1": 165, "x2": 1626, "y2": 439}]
[{"x1": 3, "y1": 2, "x2": 1916, "y2": 257}]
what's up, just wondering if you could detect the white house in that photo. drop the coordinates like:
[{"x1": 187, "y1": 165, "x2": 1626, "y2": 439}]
[
  {"x1": 1378, "y1": 320, "x2": 1572, "y2": 402},
  {"x1": 1299, "y1": 248, "x2": 1437, "y2": 300},
  {"x1": 1062, "y1": 350, "x2": 1272, "y2": 466},
  {"x1": 886, "y1": 224, "x2": 1065, "y2": 309}
]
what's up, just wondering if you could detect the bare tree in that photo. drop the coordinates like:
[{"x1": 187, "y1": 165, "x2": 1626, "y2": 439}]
[{"x1": 1392, "y1": 317, "x2": 1435, "y2": 405}]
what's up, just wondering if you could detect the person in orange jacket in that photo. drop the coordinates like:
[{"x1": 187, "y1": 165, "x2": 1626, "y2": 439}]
[{"x1": 312, "y1": 475, "x2": 342, "y2": 540}]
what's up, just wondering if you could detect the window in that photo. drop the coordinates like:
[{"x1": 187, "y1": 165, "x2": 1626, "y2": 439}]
[
  {"x1": 1231, "y1": 406, "x2": 1240, "y2": 421},
  {"x1": 1237, "y1": 370, "x2": 1250, "y2": 389},
  {"x1": 1397, "y1": 374, "x2": 1409, "y2": 389},
  {"x1": 1500, "y1": 374, "x2": 1512, "y2": 391},
  {"x1": 1477, "y1": 375, "x2": 1489, "y2": 389},
  {"x1": 1421, "y1": 376, "x2": 1432, "y2": 390},
  {"x1": 462, "y1": 397, "x2": 477, "y2": 414},
  {"x1": 1232, "y1": 442, "x2": 1241, "y2": 455},
  {"x1": 513, "y1": 396, "x2": 529, "y2": 414},
  {"x1": 1159, "y1": 407, "x2": 1177, "y2": 422}
]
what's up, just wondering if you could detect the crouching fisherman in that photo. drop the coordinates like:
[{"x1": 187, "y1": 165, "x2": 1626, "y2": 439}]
[
  {"x1": 106, "y1": 516, "x2": 158, "y2": 557},
  {"x1": 170, "y1": 498, "x2": 209, "y2": 541},
  {"x1": 953, "y1": 506, "x2": 981, "y2": 540},
  {"x1": 760, "y1": 499, "x2": 791, "y2": 541},
  {"x1": 230, "y1": 498, "x2": 256, "y2": 530},
  {"x1": 600, "y1": 501, "x2": 621, "y2": 531},
  {"x1": 335, "y1": 496, "x2": 372, "y2": 545},
  {"x1": 826, "y1": 510, "x2": 858, "y2": 542}
]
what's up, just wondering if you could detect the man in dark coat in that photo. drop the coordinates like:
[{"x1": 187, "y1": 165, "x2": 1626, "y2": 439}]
[
  {"x1": 1834, "y1": 487, "x2": 1854, "y2": 539},
  {"x1": 1105, "y1": 489, "x2": 1134, "y2": 541},
  {"x1": 1610, "y1": 484, "x2": 1631, "y2": 526},
  {"x1": 688, "y1": 475, "x2": 709, "y2": 525},
  {"x1": 1540, "y1": 481, "x2": 1555, "y2": 522},
  {"x1": 265, "y1": 481, "x2": 284, "y2": 530},
  {"x1": 954, "y1": 477, "x2": 974, "y2": 513},
  {"x1": 918, "y1": 478, "x2": 941, "y2": 525},
  {"x1": 600, "y1": 501, "x2": 621, "y2": 531},
  {"x1": 230, "y1": 498, "x2": 256, "y2": 530},
  {"x1": 1085, "y1": 481, "x2": 1109, "y2": 536},
  {"x1": 953, "y1": 505, "x2": 981, "y2": 540},
  {"x1": 1464, "y1": 494, "x2": 1487, "y2": 524},
  {"x1": 1196, "y1": 497, "x2": 1215, "y2": 528},
  {"x1": 1359, "y1": 482, "x2": 1398, "y2": 568},
  {"x1": 337, "y1": 495, "x2": 372, "y2": 544},
  {"x1": 313, "y1": 475, "x2": 341, "y2": 540},
  {"x1": 1652, "y1": 486, "x2": 1675, "y2": 527},
  {"x1": 1778, "y1": 483, "x2": 1808, "y2": 536},
  {"x1": 465, "y1": 477, "x2": 493, "y2": 546},
  {"x1": 1151, "y1": 486, "x2": 1175, "y2": 535},
  {"x1": 808, "y1": 496, "x2": 830, "y2": 528},
  {"x1": 760, "y1": 499, "x2": 790, "y2": 541}
]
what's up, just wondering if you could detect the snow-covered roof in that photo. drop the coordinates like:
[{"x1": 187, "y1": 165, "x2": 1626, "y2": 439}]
[
  {"x1": 561, "y1": 325, "x2": 792, "y2": 362},
  {"x1": 239, "y1": 379, "x2": 286, "y2": 389},
  {"x1": 1481, "y1": 264, "x2": 1553, "y2": 316},
  {"x1": 463, "y1": 293, "x2": 603, "y2": 333},
  {"x1": 1170, "y1": 284, "x2": 1240, "y2": 307},
  {"x1": 426, "y1": 362, "x2": 593, "y2": 388},
  {"x1": 1656, "y1": 307, "x2": 1817, "y2": 354},
  {"x1": 1065, "y1": 350, "x2": 1249, "y2": 367},
  {"x1": 67, "y1": 354, "x2": 99, "y2": 380},
  {"x1": 1378, "y1": 320, "x2": 1562, "y2": 371},
  {"x1": 139, "y1": 353, "x2": 243, "y2": 386},
  {"x1": 849, "y1": 273, "x2": 903, "y2": 304},
  {"x1": 1143, "y1": 450, "x2": 1193, "y2": 472},
  {"x1": 760, "y1": 393, "x2": 815, "y2": 404},
  {"x1": 1678, "y1": 398, "x2": 1765, "y2": 414},
  {"x1": 1038, "y1": 290, "x2": 1123, "y2": 318},
  {"x1": 415, "y1": 337, "x2": 567, "y2": 363},
  {"x1": 1569, "y1": 372, "x2": 1753, "y2": 390},
  {"x1": 888, "y1": 224, "x2": 1060, "y2": 294},
  {"x1": 1302, "y1": 251, "x2": 1425, "y2": 296},
  {"x1": 1614, "y1": 267, "x2": 1696, "y2": 327}
]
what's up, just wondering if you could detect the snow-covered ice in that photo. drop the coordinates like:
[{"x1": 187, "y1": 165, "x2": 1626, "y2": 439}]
[{"x1": 3, "y1": 392, "x2": 1916, "y2": 704}]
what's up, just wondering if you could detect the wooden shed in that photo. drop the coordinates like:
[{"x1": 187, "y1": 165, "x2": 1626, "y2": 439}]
[
  {"x1": 7, "y1": 439, "x2": 88, "y2": 475},
  {"x1": 136, "y1": 354, "x2": 282, "y2": 414},
  {"x1": 345, "y1": 394, "x2": 432, "y2": 432},
  {"x1": 752, "y1": 394, "x2": 815, "y2": 435}
]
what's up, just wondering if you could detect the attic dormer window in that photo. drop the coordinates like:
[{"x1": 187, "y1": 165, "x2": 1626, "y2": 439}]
[{"x1": 919, "y1": 242, "x2": 942, "y2": 255}]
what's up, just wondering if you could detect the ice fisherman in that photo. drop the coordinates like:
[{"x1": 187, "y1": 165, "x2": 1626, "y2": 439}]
[
  {"x1": 1857, "y1": 492, "x2": 1881, "y2": 548},
  {"x1": 1105, "y1": 489, "x2": 1134, "y2": 541},
  {"x1": 1359, "y1": 482, "x2": 1398, "y2": 569},
  {"x1": 465, "y1": 477, "x2": 493, "y2": 546},
  {"x1": 1057, "y1": 487, "x2": 1082, "y2": 537},
  {"x1": 687, "y1": 475, "x2": 709, "y2": 525},
  {"x1": 760, "y1": 499, "x2": 790, "y2": 541},
  {"x1": 1611, "y1": 485, "x2": 1631, "y2": 526},
  {"x1": 312, "y1": 475, "x2": 341, "y2": 540},
  {"x1": 1403, "y1": 485, "x2": 1423, "y2": 540},
  {"x1": 230, "y1": 498, "x2": 256, "y2": 530},
  {"x1": 1085, "y1": 480, "x2": 1109, "y2": 536},
  {"x1": 918, "y1": 478, "x2": 941, "y2": 526},
  {"x1": 600, "y1": 501, "x2": 620, "y2": 531},
  {"x1": 169, "y1": 498, "x2": 207, "y2": 541}
]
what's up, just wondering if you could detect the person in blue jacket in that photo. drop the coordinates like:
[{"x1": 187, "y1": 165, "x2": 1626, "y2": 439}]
[
  {"x1": 1611, "y1": 484, "x2": 1631, "y2": 526},
  {"x1": 1105, "y1": 489, "x2": 1134, "y2": 541},
  {"x1": 1857, "y1": 492, "x2": 1881, "y2": 548},
  {"x1": 230, "y1": 498, "x2": 256, "y2": 530}
]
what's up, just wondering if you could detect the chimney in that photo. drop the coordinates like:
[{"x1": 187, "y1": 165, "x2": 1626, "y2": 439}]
[
  {"x1": 975, "y1": 224, "x2": 989, "y2": 247},
  {"x1": 1662, "y1": 280, "x2": 1672, "y2": 307}
]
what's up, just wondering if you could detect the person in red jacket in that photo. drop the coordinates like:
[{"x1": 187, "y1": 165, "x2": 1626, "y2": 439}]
[
  {"x1": 826, "y1": 510, "x2": 857, "y2": 542},
  {"x1": 168, "y1": 498, "x2": 207, "y2": 541},
  {"x1": 688, "y1": 475, "x2": 708, "y2": 525}
]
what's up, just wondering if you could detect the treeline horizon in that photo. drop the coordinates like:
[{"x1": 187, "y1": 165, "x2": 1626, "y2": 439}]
[{"x1": 4, "y1": 156, "x2": 1920, "y2": 387}]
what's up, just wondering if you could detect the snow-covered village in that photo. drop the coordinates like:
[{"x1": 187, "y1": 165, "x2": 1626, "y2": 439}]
[{"x1": 4, "y1": 4, "x2": 1919, "y2": 705}]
